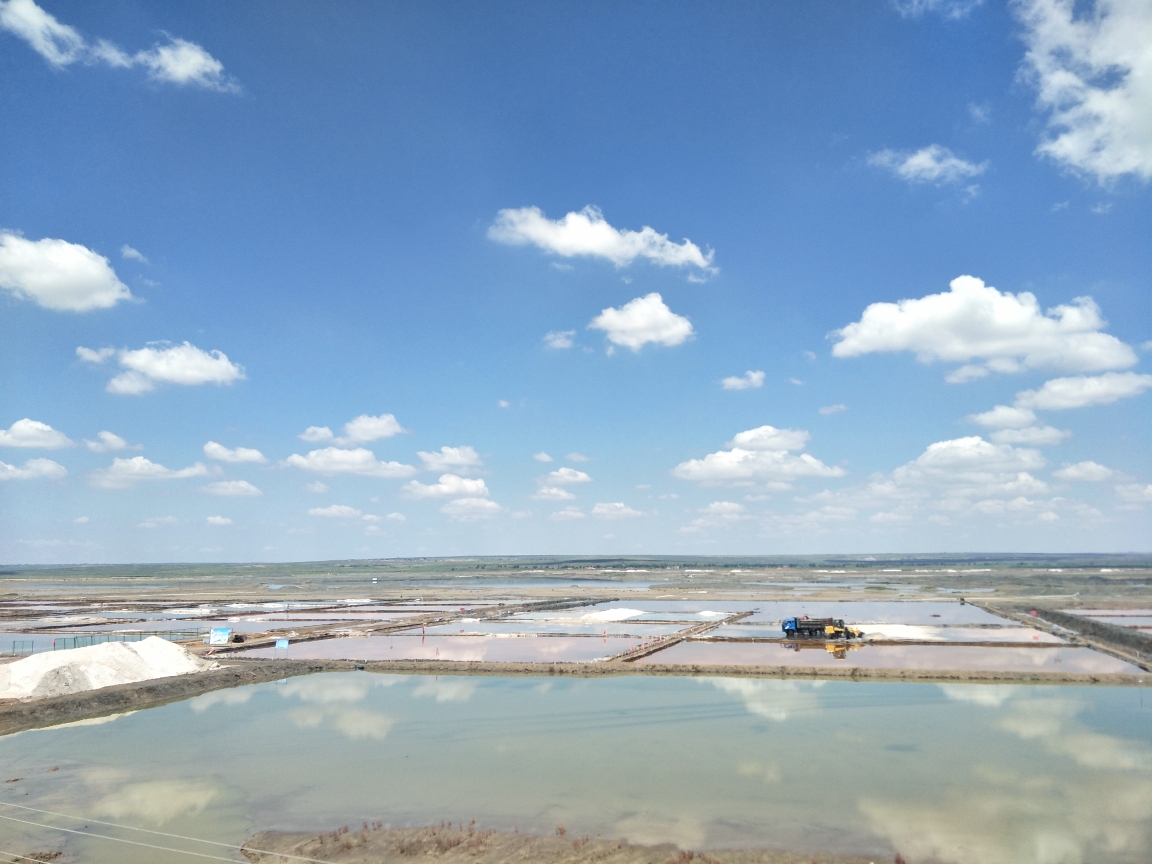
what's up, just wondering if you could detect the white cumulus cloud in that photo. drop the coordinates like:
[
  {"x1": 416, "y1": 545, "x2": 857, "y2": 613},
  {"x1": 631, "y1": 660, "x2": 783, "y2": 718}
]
[
  {"x1": 1016, "y1": 0, "x2": 1152, "y2": 183},
  {"x1": 403, "y1": 474, "x2": 489, "y2": 499},
  {"x1": 680, "y1": 501, "x2": 751, "y2": 533},
  {"x1": 728, "y1": 425, "x2": 811, "y2": 451},
  {"x1": 203, "y1": 441, "x2": 266, "y2": 463},
  {"x1": 298, "y1": 413, "x2": 405, "y2": 446},
  {"x1": 868, "y1": 144, "x2": 988, "y2": 185},
  {"x1": 1116, "y1": 483, "x2": 1152, "y2": 502},
  {"x1": 550, "y1": 506, "x2": 585, "y2": 521},
  {"x1": 1054, "y1": 461, "x2": 1114, "y2": 481},
  {"x1": 488, "y1": 205, "x2": 714, "y2": 271},
  {"x1": 84, "y1": 431, "x2": 133, "y2": 452},
  {"x1": 283, "y1": 447, "x2": 416, "y2": 479},
  {"x1": 533, "y1": 452, "x2": 554, "y2": 463},
  {"x1": 440, "y1": 497, "x2": 502, "y2": 522},
  {"x1": 543, "y1": 330, "x2": 575, "y2": 349},
  {"x1": 90, "y1": 456, "x2": 208, "y2": 489},
  {"x1": 532, "y1": 486, "x2": 576, "y2": 501},
  {"x1": 673, "y1": 424, "x2": 842, "y2": 486},
  {"x1": 1015, "y1": 371, "x2": 1152, "y2": 410},
  {"x1": 202, "y1": 480, "x2": 261, "y2": 497},
  {"x1": 721, "y1": 370, "x2": 765, "y2": 390},
  {"x1": 674, "y1": 449, "x2": 845, "y2": 485},
  {"x1": 544, "y1": 467, "x2": 592, "y2": 485},
  {"x1": 968, "y1": 405, "x2": 1039, "y2": 428},
  {"x1": 0, "y1": 0, "x2": 238, "y2": 91},
  {"x1": 831, "y1": 275, "x2": 1137, "y2": 379},
  {"x1": 309, "y1": 504, "x2": 362, "y2": 518},
  {"x1": 0, "y1": 418, "x2": 72, "y2": 449},
  {"x1": 591, "y1": 502, "x2": 643, "y2": 519},
  {"x1": 0, "y1": 232, "x2": 132, "y2": 311},
  {"x1": 77, "y1": 341, "x2": 245, "y2": 394},
  {"x1": 206, "y1": 516, "x2": 232, "y2": 526},
  {"x1": 0, "y1": 457, "x2": 66, "y2": 481},
  {"x1": 891, "y1": 437, "x2": 1047, "y2": 495},
  {"x1": 338, "y1": 413, "x2": 404, "y2": 444},
  {"x1": 989, "y1": 425, "x2": 1071, "y2": 445},
  {"x1": 589, "y1": 292, "x2": 694, "y2": 352},
  {"x1": 417, "y1": 445, "x2": 482, "y2": 473}
]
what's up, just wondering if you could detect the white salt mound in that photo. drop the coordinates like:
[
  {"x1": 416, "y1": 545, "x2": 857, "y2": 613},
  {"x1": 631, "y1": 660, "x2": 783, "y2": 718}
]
[{"x1": 0, "y1": 636, "x2": 217, "y2": 701}]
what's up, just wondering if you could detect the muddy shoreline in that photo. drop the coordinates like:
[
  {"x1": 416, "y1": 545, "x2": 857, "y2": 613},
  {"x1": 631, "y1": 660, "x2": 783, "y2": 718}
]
[
  {"x1": 240, "y1": 824, "x2": 881, "y2": 864},
  {"x1": 1, "y1": 655, "x2": 1147, "y2": 737}
]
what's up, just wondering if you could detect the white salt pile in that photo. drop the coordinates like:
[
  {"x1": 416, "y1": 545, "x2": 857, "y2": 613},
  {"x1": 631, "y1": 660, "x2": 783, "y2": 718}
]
[{"x1": 0, "y1": 636, "x2": 217, "y2": 701}]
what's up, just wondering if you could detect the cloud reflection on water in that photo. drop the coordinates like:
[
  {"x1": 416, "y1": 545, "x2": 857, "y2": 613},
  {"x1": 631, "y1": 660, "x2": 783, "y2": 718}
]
[
  {"x1": 703, "y1": 677, "x2": 823, "y2": 721},
  {"x1": 89, "y1": 775, "x2": 220, "y2": 825},
  {"x1": 860, "y1": 685, "x2": 1152, "y2": 863}
]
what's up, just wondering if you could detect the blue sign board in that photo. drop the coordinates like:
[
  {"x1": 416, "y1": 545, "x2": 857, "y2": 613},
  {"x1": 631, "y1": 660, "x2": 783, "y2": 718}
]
[
  {"x1": 208, "y1": 627, "x2": 232, "y2": 646},
  {"x1": 275, "y1": 639, "x2": 290, "y2": 650}
]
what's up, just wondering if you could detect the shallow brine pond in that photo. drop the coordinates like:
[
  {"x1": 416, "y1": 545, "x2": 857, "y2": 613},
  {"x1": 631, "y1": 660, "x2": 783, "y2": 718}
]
[{"x1": 2, "y1": 673, "x2": 1150, "y2": 863}]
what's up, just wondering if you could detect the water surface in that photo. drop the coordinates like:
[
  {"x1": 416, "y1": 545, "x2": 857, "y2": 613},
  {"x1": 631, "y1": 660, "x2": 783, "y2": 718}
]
[{"x1": 1, "y1": 673, "x2": 1149, "y2": 864}]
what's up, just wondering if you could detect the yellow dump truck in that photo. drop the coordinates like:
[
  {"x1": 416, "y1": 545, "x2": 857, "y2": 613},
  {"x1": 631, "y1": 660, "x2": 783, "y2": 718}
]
[{"x1": 781, "y1": 616, "x2": 864, "y2": 640}]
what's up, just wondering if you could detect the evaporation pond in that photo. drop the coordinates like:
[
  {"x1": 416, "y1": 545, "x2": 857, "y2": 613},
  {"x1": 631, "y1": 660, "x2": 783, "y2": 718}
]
[
  {"x1": 237, "y1": 634, "x2": 631, "y2": 661},
  {"x1": 2, "y1": 673, "x2": 1150, "y2": 864},
  {"x1": 642, "y1": 640, "x2": 1139, "y2": 674}
]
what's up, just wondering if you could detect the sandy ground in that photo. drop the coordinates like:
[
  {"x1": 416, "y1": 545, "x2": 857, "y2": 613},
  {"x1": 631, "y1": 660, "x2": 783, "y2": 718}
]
[{"x1": 241, "y1": 824, "x2": 882, "y2": 864}]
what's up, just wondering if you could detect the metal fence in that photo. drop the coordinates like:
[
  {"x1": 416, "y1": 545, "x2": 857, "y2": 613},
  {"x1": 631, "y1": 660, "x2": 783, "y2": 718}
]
[{"x1": 6, "y1": 630, "x2": 208, "y2": 655}]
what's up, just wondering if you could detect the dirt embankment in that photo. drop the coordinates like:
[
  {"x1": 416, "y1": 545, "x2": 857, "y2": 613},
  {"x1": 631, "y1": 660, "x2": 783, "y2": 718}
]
[
  {"x1": 987, "y1": 604, "x2": 1152, "y2": 671},
  {"x1": 1034, "y1": 608, "x2": 1152, "y2": 657},
  {"x1": 3, "y1": 656, "x2": 1148, "y2": 737},
  {"x1": 0, "y1": 659, "x2": 346, "y2": 736},
  {"x1": 241, "y1": 824, "x2": 880, "y2": 864}
]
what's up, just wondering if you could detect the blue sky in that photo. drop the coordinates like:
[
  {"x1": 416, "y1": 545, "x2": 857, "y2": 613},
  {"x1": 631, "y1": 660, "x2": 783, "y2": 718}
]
[{"x1": 1, "y1": 0, "x2": 1149, "y2": 563}]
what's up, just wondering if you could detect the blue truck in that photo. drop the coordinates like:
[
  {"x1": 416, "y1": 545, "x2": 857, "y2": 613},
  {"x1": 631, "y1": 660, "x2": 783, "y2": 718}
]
[{"x1": 781, "y1": 616, "x2": 864, "y2": 640}]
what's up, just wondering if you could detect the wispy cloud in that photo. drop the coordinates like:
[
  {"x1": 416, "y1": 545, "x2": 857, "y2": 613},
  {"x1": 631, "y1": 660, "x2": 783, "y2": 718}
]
[
  {"x1": 0, "y1": 0, "x2": 239, "y2": 92},
  {"x1": 869, "y1": 144, "x2": 987, "y2": 185},
  {"x1": 721, "y1": 370, "x2": 765, "y2": 390},
  {"x1": 489, "y1": 205, "x2": 715, "y2": 271}
]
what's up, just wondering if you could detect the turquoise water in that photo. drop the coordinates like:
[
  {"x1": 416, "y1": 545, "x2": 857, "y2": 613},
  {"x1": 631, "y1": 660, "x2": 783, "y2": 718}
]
[{"x1": 1, "y1": 673, "x2": 1150, "y2": 863}]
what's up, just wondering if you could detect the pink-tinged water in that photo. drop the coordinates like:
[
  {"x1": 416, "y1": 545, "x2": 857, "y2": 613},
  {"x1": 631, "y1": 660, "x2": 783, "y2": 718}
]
[
  {"x1": 635, "y1": 641, "x2": 1141, "y2": 674},
  {"x1": 711, "y1": 624, "x2": 1066, "y2": 643},
  {"x1": 239, "y1": 634, "x2": 629, "y2": 662},
  {"x1": 421, "y1": 620, "x2": 687, "y2": 637},
  {"x1": 742, "y1": 601, "x2": 1008, "y2": 626}
]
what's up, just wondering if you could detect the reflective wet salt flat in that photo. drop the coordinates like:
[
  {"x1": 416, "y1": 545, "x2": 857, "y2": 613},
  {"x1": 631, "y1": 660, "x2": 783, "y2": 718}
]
[
  {"x1": 642, "y1": 641, "x2": 1142, "y2": 673},
  {"x1": 2, "y1": 673, "x2": 1150, "y2": 864},
  {"x1": 713, "y1": 623, "x2": 1068, "y2": 643},
  {"x1": 240, "y1": 634, "x2": 633, "y2": 661},
  {"x1": 741, "y1": 601, "x2": 1008, "y2": 625},
  {"x1": 421, "y1": 620, "x2": 689, "y2": 637}
]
